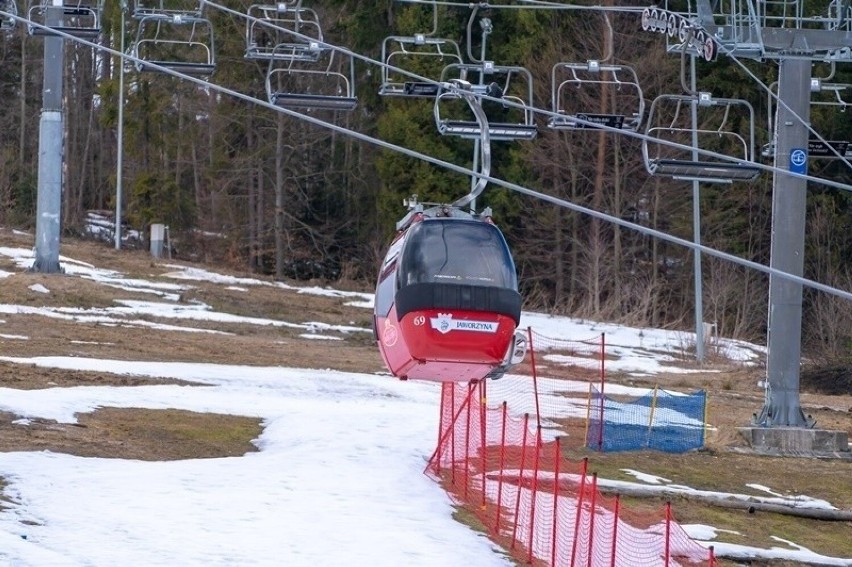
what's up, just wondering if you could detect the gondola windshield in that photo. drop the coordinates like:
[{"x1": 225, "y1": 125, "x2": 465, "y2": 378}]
[{"x1": 398, "y1": 219, "x2": 517, "y2": 290}]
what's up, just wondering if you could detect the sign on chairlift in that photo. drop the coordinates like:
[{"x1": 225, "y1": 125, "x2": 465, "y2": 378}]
[
  {"x1": 568, "y1": 113, "x2": 625, "y2": 130},
  {"x1": 807, "y1": 139, "x2": 850, "y2": 158}
]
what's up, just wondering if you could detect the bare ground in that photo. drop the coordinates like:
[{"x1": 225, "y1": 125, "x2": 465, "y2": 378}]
[{"x1": 0, "y1": 228, "x2": 850, "y2": 565}]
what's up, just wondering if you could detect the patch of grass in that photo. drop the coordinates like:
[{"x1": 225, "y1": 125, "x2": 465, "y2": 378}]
[
  {"x1": 567, "y1": 448, "x2": 852, "y2": 560},
  {"x1": 671, "y1": 502, "x2": 852, "y2": 558},
  {"x1": 0, "y1": 408, "x2": 262, "y2": 461},
  {"x1": 68, "y1": 408, "x2": 263, "y2": 461},
  {"x1": 451, "y1": 505, "x2": 522, "y2": 566}
]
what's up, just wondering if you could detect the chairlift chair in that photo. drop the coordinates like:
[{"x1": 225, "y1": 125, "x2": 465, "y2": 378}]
[
  {"x1": 266, "y1": 48, "x2": 357, "y2": 111},
  {"x1": 762, "y1": 79, "x2": 852, "y2": 160},
  {"x1": 434, "y1": 63, "x2": 537, "y2": 141},
  {"x1": 1, "y1": 0, "x2": 17, "y2": 31},
  {"x1": 378, "y1": 34, "x2": 463, "y2": 98},
  {"x1": 808, "y1": 81, "x2": 852, "y2": 159},
  {"x1": 642, "y1": 92, "x2": 762, "y2": 183},
  {"x1": 245, "y1": 3, "x2": 325, "y2": 62},
  {"x1": 131, "y1": 12, "x2": 216, "y2": 76},
  {"x1": 548, "y1": 60, "x2": 646, "y2": 132},
  {"x1": 27, "y1": 0, "x2": 102, "y2": 39}
]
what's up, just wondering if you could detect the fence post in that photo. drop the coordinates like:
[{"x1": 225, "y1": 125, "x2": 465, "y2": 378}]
[
  {"x1": 527, "y1": 326, "x2": 542, "y2": 430},
  {"x1": 510, "y1": 413, "x2": 531, "y2": 550},
  {"x1": 598, "y1": 333, "x2": 606, "y2": 451},
  {"x1": 647, "y1": 385, "x2": 659, "y2": 449},
  {"x1": 451, "y1": 385, "x2": 457, "y2": 482},
  {"x1": 435, "y1": 384, "x2": 448, "y2": 476},
  {"x1": 550, "y1": 437, "x2": 561, "y2": 567},
  {"x1": 709, "y1": 545, "x2": 715, "y2": 567},
  {"x1": 584, "y1": 382, "x2": 592, "y2": 449},
  {"x1": 702, "y1": 390, "x2": 709, "y2": 448},
  {"x1": 586, "y1": 474, "x2": 598, "y2": 567},
  {"x1": 464, "y1": 382, "x2": 474, "y2": 498},
  {"x1": 610, "y1": 495, "x2": 620, "y2": 567},
  {"x1": 426, "y1": 383, "x2": 475, "y2": 476},
  {"x1": 480, "y1": 380, "x2": 487, "y2": 510},
  {"x1": 664, "y1": 501, "x2": 672, "y2": 567},
  {"x1": 599, "y1": 332, "x2": 606, "y2": 393},
  {"x1": 526, "y1": 427, "x2": 543, "y2": 565},
  {"x1": 570, "y1": 461, "x2": 588, "y2": 567},
  {"x1": 495, "y1": 401, "x2": 508, "y2": 534}
]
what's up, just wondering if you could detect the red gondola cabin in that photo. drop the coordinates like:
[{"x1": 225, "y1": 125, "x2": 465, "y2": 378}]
[{"x1": 374, "y1": 209, "x2": 525, "y2": 382}]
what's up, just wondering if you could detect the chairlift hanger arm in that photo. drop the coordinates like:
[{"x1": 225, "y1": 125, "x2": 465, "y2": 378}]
[{"x1": 432, "y1": 80, "x2": 492, "y2": 211}]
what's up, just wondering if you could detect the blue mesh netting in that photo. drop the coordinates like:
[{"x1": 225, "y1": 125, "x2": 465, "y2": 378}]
[{"x1": 586, "y1": 386, "x2": 706, "y2": 453}]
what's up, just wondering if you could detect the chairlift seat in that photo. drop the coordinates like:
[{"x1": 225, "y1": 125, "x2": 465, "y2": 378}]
[
  {"x1": 27, "y1": 3, "x2": 100, "y2": 38},
  {"x1": 29, "y1": 24, "x2": 100, "y2": 38},
  {"x1": 648, "y1": 159, "x2": 762, "y2": 183},
  {"x1": 135, "y1": 60, "x2": 215, "y2": 76},
  {"x1": 270, "y1": 93, "x2": 358, "y2": 111},
  {"x1": 438, "y1": 120, "x2": 538, "y2": 141}
]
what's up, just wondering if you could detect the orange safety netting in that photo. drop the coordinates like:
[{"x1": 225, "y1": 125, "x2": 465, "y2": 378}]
[{"x1": 426, "y1": 381, "x2": 715, "y2": 567}]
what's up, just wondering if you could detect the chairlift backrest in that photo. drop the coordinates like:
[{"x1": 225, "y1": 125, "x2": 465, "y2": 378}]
[
  {"x1": 131, "y1": 12, "x2": 216, "y2": 76},
  {"x1": 548, "y1": 61, "x2": 646, "y2": 132},
  {"x1": 642, "y1": 92, "x2": 761, "y2": 183},
  {"x1": 27, "y1": 0, "x2": 102, "y2": 39},
  {"x1": 379, "y1": 35, "x2": 463, "y2": 98},
  {"x1": 763, "y1": 79, "x2": 852, "y2": 160},
  {"x1": 434, "y1": 63, "x2": 537, "y2": 141},
  {"x1": 245, "y1": 3, "x2": 325, "y2": 62}
]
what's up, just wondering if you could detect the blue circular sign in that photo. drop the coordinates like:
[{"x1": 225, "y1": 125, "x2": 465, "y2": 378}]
[{"x1": 790, "y1": 149, "x2": 807, "y2": 166}]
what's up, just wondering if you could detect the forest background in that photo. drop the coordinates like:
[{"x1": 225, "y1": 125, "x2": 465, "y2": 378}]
[{"x1": 0, "y1": 0, "x2": 851, "y2": 362}]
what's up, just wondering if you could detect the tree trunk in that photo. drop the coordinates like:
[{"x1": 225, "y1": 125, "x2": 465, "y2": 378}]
[{"x1": 18, "y1": 29, "x2": 27, "y2": 173}]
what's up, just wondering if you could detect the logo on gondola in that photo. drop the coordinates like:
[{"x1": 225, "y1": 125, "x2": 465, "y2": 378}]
[
  {"x1": 430, "y1": 313, "x2": 498, "y2": 335},
  {"x1": 382, "y1": 320, "x2": 399, "y2": 347}
]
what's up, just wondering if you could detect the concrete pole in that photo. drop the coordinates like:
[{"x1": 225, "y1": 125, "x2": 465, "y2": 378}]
[
  {"x1": 690, "y1": 55, "x2": 705, "y2": 363},
  {"x1": 32, "y1": 0, "x2": 65, "y2": 273},
  {"x1": 756, "y1": 57, "x2": 812, "y2": 427},
  {"x1": 115, "y1": 3, "x2": 126, "y2": 250}
]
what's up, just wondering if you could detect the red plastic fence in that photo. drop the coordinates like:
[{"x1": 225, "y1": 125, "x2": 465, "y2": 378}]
[
  {"x1": 427, "y1": 381, "x2": 713, "y2": 567},
  {"x1": 490, "y1": 329, "x2": 606, "y2": 433}
]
